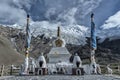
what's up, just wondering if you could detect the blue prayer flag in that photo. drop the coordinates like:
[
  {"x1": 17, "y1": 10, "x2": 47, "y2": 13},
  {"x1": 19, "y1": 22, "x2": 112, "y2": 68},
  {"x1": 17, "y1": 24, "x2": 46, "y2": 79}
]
[
  {"x1": 25, "y1": 14, "x2": 31, "y2": 49},
  {"x1": 91, "y1": 13, "x2": 97, "y2": 50}
]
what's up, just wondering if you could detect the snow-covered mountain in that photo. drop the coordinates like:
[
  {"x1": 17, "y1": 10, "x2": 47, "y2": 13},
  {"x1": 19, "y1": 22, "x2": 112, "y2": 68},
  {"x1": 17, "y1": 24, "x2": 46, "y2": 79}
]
[
  {"x1": 30, "y1": 21, "x2": 88, "y2": 45},
  {"x1": 98, "y1": 11, "x2": 120, "y2": 42},
  {"x1": 0, "y1": 0, "x2": 120, "y2": 45}
]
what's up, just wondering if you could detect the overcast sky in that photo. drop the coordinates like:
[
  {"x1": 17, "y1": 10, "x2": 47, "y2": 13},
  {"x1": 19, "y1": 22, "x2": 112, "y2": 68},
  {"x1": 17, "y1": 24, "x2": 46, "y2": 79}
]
[{"x1": 0, "y1": 0, "x2": 119, "y2": 28}]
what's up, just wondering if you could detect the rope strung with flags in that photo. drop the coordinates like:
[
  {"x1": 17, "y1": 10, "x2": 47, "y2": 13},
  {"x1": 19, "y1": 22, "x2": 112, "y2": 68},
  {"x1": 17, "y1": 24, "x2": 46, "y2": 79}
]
[
  {"x1": 91, "y1": 13, "x2": 97, "y2": 50},
  {"x1": 25, "y1": 14, "x2": 31, "y2": 50}
]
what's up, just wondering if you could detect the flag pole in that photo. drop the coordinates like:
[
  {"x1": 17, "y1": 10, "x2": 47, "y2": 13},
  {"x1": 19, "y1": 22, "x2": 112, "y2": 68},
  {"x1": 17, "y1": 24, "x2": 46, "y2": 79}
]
[
  {"x1": 90, "y1": 13, "x2": 97, "y2": 56},
  {"x1": 90, "y1": 13, "x2": 97, "y2": 74},
  {"x1": 23, "y1": 14, "x2": 31, "y2": 74}
]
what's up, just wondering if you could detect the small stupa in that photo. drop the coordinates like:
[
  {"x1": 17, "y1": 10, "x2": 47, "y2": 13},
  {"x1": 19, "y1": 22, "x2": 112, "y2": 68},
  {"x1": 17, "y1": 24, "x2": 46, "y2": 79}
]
[
  {"x1": 38, "y1": 53, "x2": 47, "y2": 68},
  {"x1": 73, "y1": 53, "x2": 82, "y2": 68}
]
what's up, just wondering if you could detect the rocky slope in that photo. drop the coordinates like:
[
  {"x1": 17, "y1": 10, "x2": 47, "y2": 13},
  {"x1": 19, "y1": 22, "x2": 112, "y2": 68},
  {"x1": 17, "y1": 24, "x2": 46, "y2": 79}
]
[{"x1": 0, "y1": 35, "x2": 24, "y2": 65}]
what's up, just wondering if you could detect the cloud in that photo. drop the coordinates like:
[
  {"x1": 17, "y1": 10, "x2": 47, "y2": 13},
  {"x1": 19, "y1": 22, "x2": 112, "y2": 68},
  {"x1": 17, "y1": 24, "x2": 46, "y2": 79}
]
[
  {"x1": 44, "y1": 0, "x2": 102, "y2": 25},
  {"x1": 101, "y1": 11, "x2": 120, "y2": 29},
  {"x1": 0, "y1": 0, "x2": 27, "y2": 25},
  {"x1": 0, "y1": 0, "x2": 102, "y2": 26},
  {"x1": 98, "y1": 11, "x2": 120, "y2": 43}
]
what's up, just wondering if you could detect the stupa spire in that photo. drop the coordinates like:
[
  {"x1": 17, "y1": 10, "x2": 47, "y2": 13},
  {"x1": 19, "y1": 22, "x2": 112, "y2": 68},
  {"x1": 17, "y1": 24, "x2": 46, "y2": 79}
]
[{"x1": 57, "y1": 26, "x2": 60, "y2": 38}]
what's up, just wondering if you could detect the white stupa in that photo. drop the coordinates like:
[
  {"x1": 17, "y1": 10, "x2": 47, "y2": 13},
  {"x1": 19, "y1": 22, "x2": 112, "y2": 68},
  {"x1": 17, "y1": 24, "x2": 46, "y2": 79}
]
[
  {"x1": 73, "y1": 53, "x2": 82, "y2": 68},
  {"x1": 38, "y1": 53, "x2": 47, "y2": 68},
  {"x1": 48, "y1": 27, "x2": 71, "y2": 63}
]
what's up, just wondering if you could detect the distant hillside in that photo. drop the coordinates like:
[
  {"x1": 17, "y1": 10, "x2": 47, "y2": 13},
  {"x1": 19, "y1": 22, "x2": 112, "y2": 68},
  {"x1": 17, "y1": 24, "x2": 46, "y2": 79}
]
[{"x1": 0, "y1": 36, "x2": 24, "y2": 65}]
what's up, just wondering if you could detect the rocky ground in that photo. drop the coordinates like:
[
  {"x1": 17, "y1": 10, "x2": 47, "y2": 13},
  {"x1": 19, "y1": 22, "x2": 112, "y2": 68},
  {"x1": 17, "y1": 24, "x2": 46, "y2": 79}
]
[{"x1": 0, "y1": 75, "x2": 120, "y2": 80}]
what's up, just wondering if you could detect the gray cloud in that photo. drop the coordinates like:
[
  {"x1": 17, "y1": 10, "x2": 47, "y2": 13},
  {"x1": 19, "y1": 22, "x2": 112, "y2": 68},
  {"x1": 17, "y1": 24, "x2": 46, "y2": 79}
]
[{"x1": 0, "y1": 0, "x2": 27, "y2": 25}]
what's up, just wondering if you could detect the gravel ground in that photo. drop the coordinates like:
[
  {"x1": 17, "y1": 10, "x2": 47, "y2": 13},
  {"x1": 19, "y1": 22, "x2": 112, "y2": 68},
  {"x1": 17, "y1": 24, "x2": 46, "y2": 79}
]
[{"x1": 0, "y1": 75, "x2": 120, "y2": 80}]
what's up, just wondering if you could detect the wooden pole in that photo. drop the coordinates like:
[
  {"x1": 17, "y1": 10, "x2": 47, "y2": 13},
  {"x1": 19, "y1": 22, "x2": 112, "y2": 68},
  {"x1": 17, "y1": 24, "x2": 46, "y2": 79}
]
[
  {"x1": 1, "y1": 65, "x2": 4, "y2": 76},
  {"x1": 10, "y1": 65, "x2": 13, "y2": 75},
  {"x1": 118, "y1": 65, "x2": 120, "y2": 72}
]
